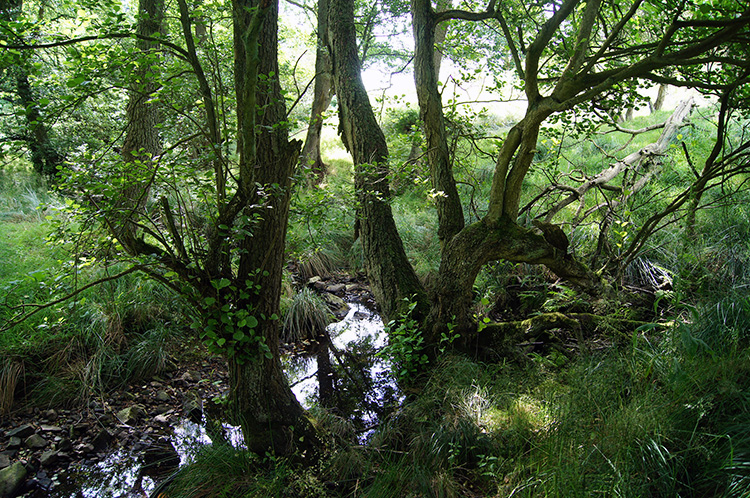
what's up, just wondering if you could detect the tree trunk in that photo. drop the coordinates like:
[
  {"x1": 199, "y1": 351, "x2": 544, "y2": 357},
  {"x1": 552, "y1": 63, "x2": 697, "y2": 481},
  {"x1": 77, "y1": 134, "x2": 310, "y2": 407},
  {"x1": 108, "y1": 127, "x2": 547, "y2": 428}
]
[
  {"x1": 300, "y1": 0, "x2": 334, "y2": 184},
  {"x1": 116, "y1": 0, "x2": 165, "y2": 252},
  {"x1": 653, "y1": 83, "x2": 668, "y2": 112},
  {"x1": 14, "y1": 68, "x2": 64, "y2": 177},
  {"x1": 412, "y1": 0, "x2": 464, "y2": 246},
  {"x1": 424, "y1": 218, "x2": 607, "y2": 346},
  {"x1": 3, "y1": 0, "x2": 63, "y2": 178},
  {"x1": 327, "y1": 0, "x2": 426, "y2": 323},
  {"x1": 231, "y1": 0, "x2": 316, "y2": 456}
]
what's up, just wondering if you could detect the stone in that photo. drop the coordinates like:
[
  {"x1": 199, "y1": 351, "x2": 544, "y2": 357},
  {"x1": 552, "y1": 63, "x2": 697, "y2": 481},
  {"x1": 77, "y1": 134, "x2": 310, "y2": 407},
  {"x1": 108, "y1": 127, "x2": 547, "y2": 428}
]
[
  {"x1": 91, "y1": 429, "x2": 111, "y2": 452},
  {"x1": 320, "y1": 292, "x2": 350, "y2": 317},
  {"x1": 312, "y1": 280, "x2": 327, "y2": 291},
  {"x1": 7, "y1": 425, "x2": 34, "y2": 439},
  {"x1": 0, "y1": 455, "x2": 9, "y2": 470},
  {"x1": 43, "y1": 409, "x2": 58, "y2": 421},
  {"x1": 39, "y1": 425, "x2": 62, "y2": 433},
  {"x1": 307, "y1": 276, "x2": 322, "y2": 285},
  {"x1": 39, "y1": 450, "x2": 58, "y2": 467},
  {"x1": 56, "y1": 438, "x2": 73, "y2": 452},
  {"x1": 79, "y1": 444, "x2": 95, "y2": 454},
  {"x1": 155, "y1": 390, "x2": 170, "y2": 403},
  {"x1": 153, "y1": 405, "x2": 170, "y2": 415},
  {"x1": 181, "y1": 370, "x2": 201, "y2": 383},
  {"x1": 116, "y1": 405, "x2": 146, "y2": 425},
  {"x1": 153, "y1": 414, "x2": 170, "y2": 425},
  {"x1": 326, "y1": 283, "x2": 346, "y2": 293},
  {"x1": 183, "y1": 392, "x2": 202, "y2": 424},
  {"x1": 345, "y1": 283, "x2": 361, "y2": 292},
  {"x1": 0, "y1": 462, "x2": 26, "y2": 497},
  {"x1": 6, "y1": 439, "x2": 20, "y2": 450},
  {"x1": 24, "y1": 434, "x2": 47, "y2": 449}
]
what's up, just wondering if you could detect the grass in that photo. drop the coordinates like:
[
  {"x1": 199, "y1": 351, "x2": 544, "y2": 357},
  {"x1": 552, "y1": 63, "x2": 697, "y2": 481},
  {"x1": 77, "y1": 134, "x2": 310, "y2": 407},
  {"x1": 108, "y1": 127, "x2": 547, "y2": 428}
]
[{"x1": 0, "y1": 168, "x2": 191, "y2": 411}]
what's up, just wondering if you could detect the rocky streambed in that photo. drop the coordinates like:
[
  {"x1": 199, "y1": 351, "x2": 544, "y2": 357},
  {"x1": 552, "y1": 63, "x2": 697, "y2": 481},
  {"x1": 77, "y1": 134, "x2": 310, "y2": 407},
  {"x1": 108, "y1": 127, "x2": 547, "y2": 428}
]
[
  {"x1": 1, "y1": 273, "x2": 384, "y2": 497},
  {"x1": 0, "y1": 358, "x2": 229, "y2": 497}
]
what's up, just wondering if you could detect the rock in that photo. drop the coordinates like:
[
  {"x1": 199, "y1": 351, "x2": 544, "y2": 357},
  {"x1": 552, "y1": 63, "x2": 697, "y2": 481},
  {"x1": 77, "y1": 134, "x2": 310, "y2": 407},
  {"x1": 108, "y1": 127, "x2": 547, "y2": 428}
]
[
  {"x1": 24, "y1": 434, "x2": 47, "y2": 450},
  {"x1": 307, "y1": 276, "x2": 322, "y2": 285},
  {"x1": 6, "y1": 439, "x2": 20, "y2": 450},
  {"x1": 7, "y1": 425, "x2": 34, "y2": 440},
  {"x1": 43, "y1": 409, "x2": 58, "y2": 421},
  {"x1": 116, "y1": 405, "x2": 146, "y2": 425},
  {"x1": 320, "y1": 292, "x2": 350, "y2": 317},
  {"x1": 39, "y1": 425, "x2": 62, "y2": 433},
  {"x1": 312, "y1": 280, "x2": 328, "y2": 291},
  {"x1": 181, "y1": 370, "x2": 201, "y2": 383},
  {"x1": 0, "y1": 455, "x2": 9, "y2": 470},
  {"x1": 91, "y1": 429, "x2": 111, "y2": 452},
  {"x1": 79, "y1": 444, "x2": 95, "y2": 454},
  {"x1": 0, "y1": 462, "x2": 26, "y2": 497},
  {"x1": 39, "y1": 450, "x2": 58, "y2": 467},
  {"x1": 183, "y1": 393, "x2": 203, "y2": 424},
  {"x1": 153, "y1": 405, "x2": 170, "y2": 415},
  {"x1": 155, "y1": 390, "x2": 170, "y2": 403},
  {"x1": 56, "y1": 438, "x2": 72, "y2": 452},
  {"x1": 326, "y1": 283, "x2": 346, "y2": 293},
  {"x1": 153, "y1": 414, "x2": 170, "y2": 425},
  {"x1": 345, "y1": 283, "x2": 361, "y2": 292},
  {"x1": 142, "y1": 437, "x2": 179, "y2": 478}
]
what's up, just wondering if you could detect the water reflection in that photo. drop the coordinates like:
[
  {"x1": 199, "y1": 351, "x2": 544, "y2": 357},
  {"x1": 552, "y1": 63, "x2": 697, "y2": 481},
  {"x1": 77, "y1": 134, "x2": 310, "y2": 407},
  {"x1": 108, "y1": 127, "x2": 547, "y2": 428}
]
[
  {"x1": 41, "y1": 300, "x2": 390, "y2": 496},
  {"x1": 286, "y1": 303, "x2": 400, "y2": 440}
]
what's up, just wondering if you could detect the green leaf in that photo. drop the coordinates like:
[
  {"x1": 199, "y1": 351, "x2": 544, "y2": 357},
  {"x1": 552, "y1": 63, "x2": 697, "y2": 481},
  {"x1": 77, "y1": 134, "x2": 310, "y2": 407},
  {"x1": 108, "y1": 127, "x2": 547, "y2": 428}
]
[{"x1": 66, "y1": 76, "x2": 86, "y2": 88}]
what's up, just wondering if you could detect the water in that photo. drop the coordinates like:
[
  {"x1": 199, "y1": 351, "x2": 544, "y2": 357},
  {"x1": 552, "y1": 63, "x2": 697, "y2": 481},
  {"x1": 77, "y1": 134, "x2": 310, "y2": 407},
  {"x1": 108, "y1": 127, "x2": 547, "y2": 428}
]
[
  {"x1": 286, "y1": 302, "x2": 400, "y2": 440},
  {"x1": 36, "y1": 300, "x2": 392, "y2": 496}
]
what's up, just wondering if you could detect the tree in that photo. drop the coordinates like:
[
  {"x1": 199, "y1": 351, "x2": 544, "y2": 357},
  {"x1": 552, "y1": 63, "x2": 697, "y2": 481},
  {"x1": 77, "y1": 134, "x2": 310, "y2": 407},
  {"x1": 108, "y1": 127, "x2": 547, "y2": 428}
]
[
  {"x1": 328, "y1": 0, "x2": 750, "y2": 349},
  {"x1": 0, "y1": 0, "x2": 64, "y2": 177},
  {"x1": 327, "y1": 0, "x2": 427, "y2": 322},
  {"x1": 2, "y1": 0, "x2": 318, "y2": 456}
]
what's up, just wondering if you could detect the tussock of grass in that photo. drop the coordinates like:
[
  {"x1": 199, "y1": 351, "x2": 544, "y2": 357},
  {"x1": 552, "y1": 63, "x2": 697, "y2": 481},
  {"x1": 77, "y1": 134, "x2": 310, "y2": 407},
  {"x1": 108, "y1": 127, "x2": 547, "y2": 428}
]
[{"x1": 282, "y1": 287, "x2": 332, "y2": 343}]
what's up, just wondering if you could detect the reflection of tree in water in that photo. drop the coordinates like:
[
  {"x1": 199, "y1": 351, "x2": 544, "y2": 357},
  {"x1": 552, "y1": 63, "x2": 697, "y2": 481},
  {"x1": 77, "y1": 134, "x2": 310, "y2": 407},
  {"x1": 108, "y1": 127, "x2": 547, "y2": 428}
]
[{"x1": 315, "y1": 330, "x2": 401, "y2": 436}]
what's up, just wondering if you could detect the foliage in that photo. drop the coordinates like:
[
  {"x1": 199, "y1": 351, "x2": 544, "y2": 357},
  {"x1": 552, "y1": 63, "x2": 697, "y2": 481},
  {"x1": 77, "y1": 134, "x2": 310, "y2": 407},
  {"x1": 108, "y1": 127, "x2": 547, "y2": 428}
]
[{"x1": 378, "y1": 297, "x2": 428, "y2": 383}]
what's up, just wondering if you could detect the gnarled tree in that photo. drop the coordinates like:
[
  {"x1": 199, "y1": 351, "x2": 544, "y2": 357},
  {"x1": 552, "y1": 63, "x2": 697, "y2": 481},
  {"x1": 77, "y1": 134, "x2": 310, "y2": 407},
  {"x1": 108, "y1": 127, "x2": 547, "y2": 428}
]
[{"x1": 329, "y1": 0, "x2": 750, "y2": 348}]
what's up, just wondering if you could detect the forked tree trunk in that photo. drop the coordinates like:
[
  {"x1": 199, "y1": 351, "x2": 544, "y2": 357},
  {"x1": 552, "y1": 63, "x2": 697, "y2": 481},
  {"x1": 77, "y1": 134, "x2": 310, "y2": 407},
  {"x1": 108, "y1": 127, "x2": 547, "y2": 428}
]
[{"x1": 230, "y1": 0, "x2": 316, "y2": 455}]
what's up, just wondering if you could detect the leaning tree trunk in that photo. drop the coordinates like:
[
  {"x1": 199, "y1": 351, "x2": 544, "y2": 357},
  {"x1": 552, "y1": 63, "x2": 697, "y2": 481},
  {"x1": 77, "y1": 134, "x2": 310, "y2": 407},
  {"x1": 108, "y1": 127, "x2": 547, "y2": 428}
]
[
  {"x1": 412, "y1": 0, "x2": 464, "y2": 246},
  {"x1": 327, "y1": 0, "x2": 426, "y2": 322},
  {"x1": 300, "y1": 0, "x2": 334, "y2": 184},
  {"x1": 230, "y1": 0, "x2": 316, "y2": 456}
]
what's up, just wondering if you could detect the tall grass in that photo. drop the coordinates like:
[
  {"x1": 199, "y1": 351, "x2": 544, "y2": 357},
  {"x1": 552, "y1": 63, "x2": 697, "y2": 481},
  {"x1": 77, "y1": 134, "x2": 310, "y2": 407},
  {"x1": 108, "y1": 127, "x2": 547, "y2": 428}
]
[{"x1": 0, "y1": 169, "x2": 191, "y2": 409}]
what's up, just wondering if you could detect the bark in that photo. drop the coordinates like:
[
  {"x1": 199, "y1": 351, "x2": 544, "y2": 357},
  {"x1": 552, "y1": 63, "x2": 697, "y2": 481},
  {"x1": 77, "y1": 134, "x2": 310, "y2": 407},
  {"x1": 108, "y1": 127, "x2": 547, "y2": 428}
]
[
  {"x1": 424, "y1": 217, "x2": 607, "y2": 345},
  {"x1": 116, "y1": 0, "x2": 166, "y2": 252},
  {"x1": 300, "y1": 0, "x2": 334, "y2": 183},
  {"x1": 412, "y1": 0, "x2": 464, "y2": 245},
  {"x1": 3, "y1": 0, "x2": 63, "y2": 178},
  {"x1": 230, "y1": 0, "x2": 316, "y2": 456},
  {"x1": 328, "y1": 0, "x2": 427, "y2": 323},
  {"x1": 653, "y1": 83, "x2": 668, "y2": 112}
]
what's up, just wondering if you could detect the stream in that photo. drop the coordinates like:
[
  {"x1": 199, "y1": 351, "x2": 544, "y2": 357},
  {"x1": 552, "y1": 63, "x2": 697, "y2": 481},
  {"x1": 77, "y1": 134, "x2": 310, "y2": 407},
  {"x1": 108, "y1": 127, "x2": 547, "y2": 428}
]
[{"x1": 11, "y1": 300, "x2": 394, "y2": 497}]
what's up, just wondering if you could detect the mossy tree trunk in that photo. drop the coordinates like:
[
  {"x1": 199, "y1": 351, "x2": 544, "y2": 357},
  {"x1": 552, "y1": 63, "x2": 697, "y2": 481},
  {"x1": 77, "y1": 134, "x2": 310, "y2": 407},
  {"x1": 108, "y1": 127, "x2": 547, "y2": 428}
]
[
  {"x1": 229, "y1": 0, "x2": 316, "y2": 456},
  {"x1": 327, "y1": 0, "x2": 427, "y2": 323},
  {"x1": 2, "y1": 0, "x2": 64, "y2": 178}
]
